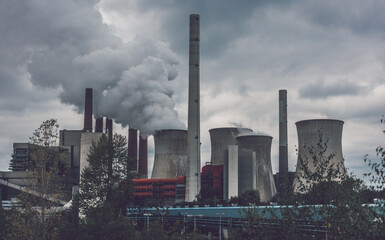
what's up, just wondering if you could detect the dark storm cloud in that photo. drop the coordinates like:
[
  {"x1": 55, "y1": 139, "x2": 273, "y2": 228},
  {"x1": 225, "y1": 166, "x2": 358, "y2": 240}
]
[
  {"x1": 99, "y1": 0, "x2": 293, "y2": 57},
  {"x1": 299, "y1": 79, "x2": 365, "y2": 99}
]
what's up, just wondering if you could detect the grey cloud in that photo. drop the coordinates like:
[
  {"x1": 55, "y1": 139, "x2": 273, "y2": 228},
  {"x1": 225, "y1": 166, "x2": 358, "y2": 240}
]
[
  {"x1": 299, "y1": 79, "x2": 365, "y2": 99},
  {"x1": 0, "y1": 0, "x2": 184, "y2": 135}
]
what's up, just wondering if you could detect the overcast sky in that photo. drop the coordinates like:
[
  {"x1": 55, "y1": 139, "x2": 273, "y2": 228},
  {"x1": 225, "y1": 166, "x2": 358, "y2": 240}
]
[{"x1": 1, "y1": 0, "x2": 384, "y2": 181}]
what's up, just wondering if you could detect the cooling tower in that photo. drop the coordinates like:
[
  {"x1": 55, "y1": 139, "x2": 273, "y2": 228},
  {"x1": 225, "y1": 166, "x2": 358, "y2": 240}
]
[
  {"x1": 83, "y1": 88, "x2": 93, "y2": 132},
  {"x1": 293, "y1": 119, "x2": 346, "y2": 192},
  {"x1": 151, "y1": 129, "x2": 187, "y2": 179},
  {"x1": 138, "y1": 135, "x2": 148, "y2": 178},
  {"x1": 209, "y1": 127, "x2": 253, "y2": 166},
  {"x1": 186, "y1": 14, "x2": 201, "y2": 201},
  {"x1": 236, "y1": 135, "x2": 277, "y2": 202}
]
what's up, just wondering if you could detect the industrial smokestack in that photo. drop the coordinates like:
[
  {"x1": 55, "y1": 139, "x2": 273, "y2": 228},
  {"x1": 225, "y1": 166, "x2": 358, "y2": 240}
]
[
  {"x1": 128, "y1": 128, "x2": 138, "y2": 173},
  {"x1": 83, "y1": 88, "x2": 93, "y2": 132},
  {"x1": 186, "y1": 14, "x2": 201, "y2": 202},
  {"x1": 152, "y1": 129, "x2": 187, "y2": 179},
  {"x1": 278, "y1": 89, "x2": 289, "y2": 194},
  {"x1": 95, "y1": 117, "x2": 103, "y2": 133},
  {"x1": 138, "y1": 135, "x2": 148, "y2": 178},
  {"x1": 106, "y1": 118, "x2": 113, "y2": 180},
  {"x1": 292, "y1": 119, "x2": 346, "y2": 192}
]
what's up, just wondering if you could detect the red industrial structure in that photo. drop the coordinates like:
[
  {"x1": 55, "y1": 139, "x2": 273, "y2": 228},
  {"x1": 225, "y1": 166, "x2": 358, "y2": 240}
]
[{"x1": 133, "y1": 176, "x2": 186, "y2": 206}]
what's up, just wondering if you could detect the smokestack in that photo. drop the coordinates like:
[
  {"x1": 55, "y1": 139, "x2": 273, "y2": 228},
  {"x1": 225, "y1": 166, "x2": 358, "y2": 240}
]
[
  {"x1": 278, "y1": 89, "x2": 289, "y2": 194},
  {"x1": 128, "y1": 128, "x2": 138, "y2": 174},
  {"x1": 138, "y1": 135, "x2": 148, "y2": 178},
  {"x1": 95, "y1": 117, "x2": 103, "y2": 133},
  {"x1": 106, "y1": 118, "x2": 113, "y2": 180},
  {"x1": 186, "y1": 14, "x2": 201, "y2": 202},
  {"x1": 83, "y1": 88, "x2": 93, "y2": 132}
]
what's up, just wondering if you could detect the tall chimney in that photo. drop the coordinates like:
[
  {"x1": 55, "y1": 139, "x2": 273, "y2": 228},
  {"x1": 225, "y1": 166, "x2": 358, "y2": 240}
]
[
  {"x1": 83, "y1": 88, "x2": 93, "y2": 132},
  {"x1": 95, "y1": 117, "x2": 103, "y2": 133},
  {"x1": 106, "y1": 118, "x2": 113, "y2": 180},
  {"x1": 138, "y1": 135, "x2": 148, "y2": 178},
  {"x1": 186, "y1": 14, "x2": 201, "y2": 202},
  {"x1": 279, "y1": 89, "x2": 289, "y2": 194},
  {"x1": 128, "y1": 128, "x2": 138, "y2": 174}
]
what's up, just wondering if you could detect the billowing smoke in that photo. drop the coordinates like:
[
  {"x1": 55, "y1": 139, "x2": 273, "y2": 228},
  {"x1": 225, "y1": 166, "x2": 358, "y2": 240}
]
[{"x1": 1, "y1": 0, "x2": 185, "y2": 135}]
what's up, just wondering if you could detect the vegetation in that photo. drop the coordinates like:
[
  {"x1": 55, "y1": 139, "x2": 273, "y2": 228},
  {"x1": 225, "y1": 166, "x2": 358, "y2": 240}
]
[{"x1": 6, "y1": 119, "x2": 68, "y2": 240}]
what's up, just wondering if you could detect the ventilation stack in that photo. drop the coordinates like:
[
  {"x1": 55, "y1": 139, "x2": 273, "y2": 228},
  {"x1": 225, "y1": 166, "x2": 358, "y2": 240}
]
[
  {"x1": 106, "y1": 118, "x2": 113, "y2": 180},
  {"x1": 128, "y1": 128, "x2": 138, "y2": 173},
  {"x1": 186, "y1": 14, "x2": 201, "y2": 202},
  {"x1": 80, "y1": 89, "x2": 103, "y2": 181},
  {"x1": 278, "y1": 89, "x2": 289, "y2": 194},
  {"x1": 292, "y1": 119, "x2": 346, "y2": 192},
  {"x1": 83, "y1": 88, "x2": 93, "y2": 132},
  {"x1": 152, "y1": 129, "x2": 187, "y2": 179},
  {"x1": 138, "y1": 135, "x2": 148, "y2": 178},
  {"x1": 236, "y1": 135, "x2": 277, "y2": 202},
  {"x1": 95, "y1": 117, "x2": 103, "y2": 133}
]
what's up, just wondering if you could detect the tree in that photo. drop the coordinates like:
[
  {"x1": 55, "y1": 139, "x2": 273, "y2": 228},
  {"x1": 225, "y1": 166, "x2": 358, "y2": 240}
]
[
  {"x1": 77, "y1": 133, "x2": 137, "y2": 239},
  {"x1": 7, "y1": 119, "x2": 68, "y2": 240}
]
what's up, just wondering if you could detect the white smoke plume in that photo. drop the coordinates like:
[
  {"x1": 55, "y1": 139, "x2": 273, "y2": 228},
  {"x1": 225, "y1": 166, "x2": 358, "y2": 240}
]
[{"x1": 1, "y1": 0, "x2": 185, "y2": 135}]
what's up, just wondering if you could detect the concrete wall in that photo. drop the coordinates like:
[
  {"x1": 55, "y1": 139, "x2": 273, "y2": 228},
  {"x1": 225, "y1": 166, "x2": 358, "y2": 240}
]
[{"x1": 151, "y1": 130, "x2": 187, "y2": 179}]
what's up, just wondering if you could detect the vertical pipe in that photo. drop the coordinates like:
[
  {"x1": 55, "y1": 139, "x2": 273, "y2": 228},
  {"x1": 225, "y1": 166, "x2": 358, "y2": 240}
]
[
  {"x1": 186, "y1": 14, "x2": 201, "y2": 202},
  {"x1": 128, "y1": 128, "x2": 138, "y2": 174},
  {"x1": 106, "y1": 118, "x2": 113, "y2": 181},
  {"x1": 138, "y1": 135, "x2": 148, "y2": 178},
  {"x1": 83, "y1": 88, "x2": 93, "y2": 132},
  {"x1": 279, "y1": 89, "x2": 288, "y2": 194},
  {"x1": 95, "y1": 117, "x2": 103, "y2": 133}
]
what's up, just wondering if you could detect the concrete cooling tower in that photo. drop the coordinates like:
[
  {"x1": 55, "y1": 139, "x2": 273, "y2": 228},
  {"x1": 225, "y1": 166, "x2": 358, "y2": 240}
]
[
  {"x1": 151, "y1": 129, "x2": 187, "y2": 179},
  {"x1": 293, "y1": 119, "x2": 346, "y2": 192},
  {"x1": 236, "y1": 135, "x2": 277, "y2": 202},
  {"x1": 209, "y1": 127, "x2": 253, "y2": 166}
]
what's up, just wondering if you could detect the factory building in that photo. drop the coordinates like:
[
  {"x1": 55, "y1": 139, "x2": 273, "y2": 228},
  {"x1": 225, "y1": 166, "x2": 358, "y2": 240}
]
[
  {"x1": 9, "y1": 143, "x2": 34, "y2": 171},
  {"x1": 201, "y1": 164, "x2": 223, "y2": 200},
  {"x1": 132, "y1": 176, "x2": 186, "y2": 206}
]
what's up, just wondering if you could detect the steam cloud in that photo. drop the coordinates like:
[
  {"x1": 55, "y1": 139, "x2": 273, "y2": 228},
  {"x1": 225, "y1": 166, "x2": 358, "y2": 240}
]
[{"x1": 1, "y1": 0, "x2": 185, "y2": 135}]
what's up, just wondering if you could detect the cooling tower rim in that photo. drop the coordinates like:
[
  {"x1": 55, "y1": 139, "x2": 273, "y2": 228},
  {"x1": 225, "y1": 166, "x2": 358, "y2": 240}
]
[
  {"x1": 236, "y1": 134, "x2": 272, "y2": 139},
  {"x1": 295, "y1": 119, "x2": 344, "y2": 125},
  {"x1": 209, "y1": 127, "x2": 253, "y2": 132},
  {"x1": 154, "y1": 129, "x2": 187, "y2": 134}
]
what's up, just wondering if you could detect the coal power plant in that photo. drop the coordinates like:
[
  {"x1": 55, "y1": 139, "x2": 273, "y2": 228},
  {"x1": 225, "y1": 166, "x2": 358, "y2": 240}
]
[{"x1": 0, "y1": 14, "x2": 349, "y2": 208}]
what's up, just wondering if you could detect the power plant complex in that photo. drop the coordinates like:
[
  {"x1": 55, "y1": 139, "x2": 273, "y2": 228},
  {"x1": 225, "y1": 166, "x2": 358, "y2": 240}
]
[{"x1": 0, "y1": 14, "x2": 347, "y2": 207}]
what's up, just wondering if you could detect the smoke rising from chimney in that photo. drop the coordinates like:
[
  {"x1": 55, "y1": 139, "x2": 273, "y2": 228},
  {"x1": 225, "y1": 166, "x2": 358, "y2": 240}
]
[{"x1": 3, "y1": 1, "x2": 185, "y2": 135}]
